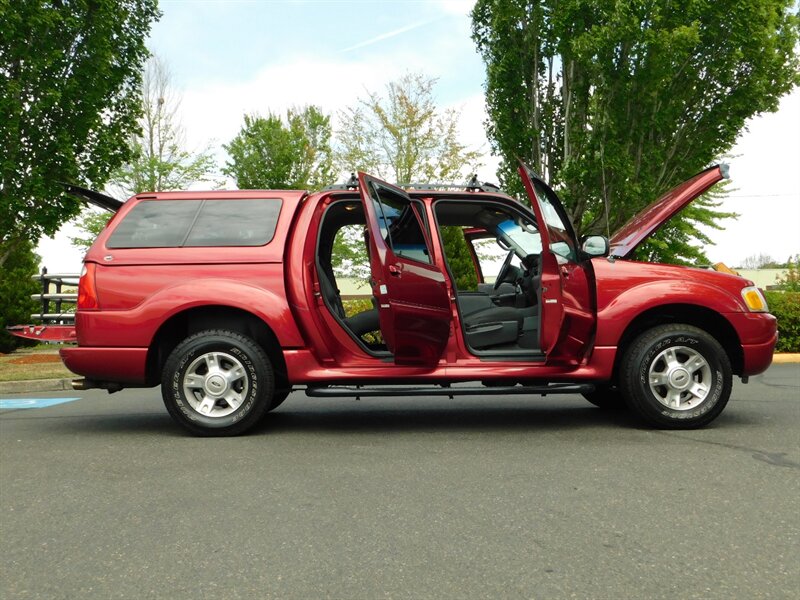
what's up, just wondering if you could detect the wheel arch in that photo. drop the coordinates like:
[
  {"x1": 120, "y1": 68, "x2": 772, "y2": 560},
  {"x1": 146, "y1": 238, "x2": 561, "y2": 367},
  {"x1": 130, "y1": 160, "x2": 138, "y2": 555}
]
[
  {"x1": 146, "y1": 305, "x2": 289, "y2": 390},
  {"x1": 611, "y1": 304, "x2": 744, "y2": 380}
]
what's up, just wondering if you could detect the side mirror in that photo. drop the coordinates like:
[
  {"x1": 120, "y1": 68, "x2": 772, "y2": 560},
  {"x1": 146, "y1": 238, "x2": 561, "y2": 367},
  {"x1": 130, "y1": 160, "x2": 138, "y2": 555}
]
[{"x1": 581, "y1": 235, "x2": 609, "y2": 257}]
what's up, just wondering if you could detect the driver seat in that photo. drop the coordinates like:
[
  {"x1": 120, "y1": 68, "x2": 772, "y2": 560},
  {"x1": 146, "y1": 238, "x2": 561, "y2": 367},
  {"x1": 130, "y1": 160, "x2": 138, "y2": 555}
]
[{"x1": 461, "y1": 303, "x2": 537, "y2": 349}]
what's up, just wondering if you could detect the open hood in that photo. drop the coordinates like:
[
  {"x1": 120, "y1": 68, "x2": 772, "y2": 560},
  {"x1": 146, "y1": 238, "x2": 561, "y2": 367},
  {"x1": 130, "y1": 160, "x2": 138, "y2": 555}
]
[{"x1": 609, "y1": 165, "x2": 728, "y2": 259}]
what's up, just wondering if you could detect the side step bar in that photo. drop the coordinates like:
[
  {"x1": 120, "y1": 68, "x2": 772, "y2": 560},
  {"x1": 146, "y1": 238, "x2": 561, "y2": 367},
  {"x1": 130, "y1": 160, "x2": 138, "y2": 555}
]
[{"x1": 306, "y1": 383, "x2": 594, "y2": 399}]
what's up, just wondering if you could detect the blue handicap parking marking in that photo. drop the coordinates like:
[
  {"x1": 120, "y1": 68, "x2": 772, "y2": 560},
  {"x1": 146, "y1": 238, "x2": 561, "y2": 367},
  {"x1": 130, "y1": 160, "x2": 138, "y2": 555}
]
[{"x1": 0, "y1": 397, "x2": 81, "y2": 409}]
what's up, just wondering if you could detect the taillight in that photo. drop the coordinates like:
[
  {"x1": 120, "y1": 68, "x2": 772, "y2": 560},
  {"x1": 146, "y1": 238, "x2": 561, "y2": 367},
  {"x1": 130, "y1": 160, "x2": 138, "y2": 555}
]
[{"x1": 77, "y1": 263, "x2": 99, "y2": 309}]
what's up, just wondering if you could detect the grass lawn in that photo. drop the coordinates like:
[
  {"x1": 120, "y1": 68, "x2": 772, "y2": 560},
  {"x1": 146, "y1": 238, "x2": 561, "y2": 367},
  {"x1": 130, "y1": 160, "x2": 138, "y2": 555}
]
[{"x1": 0, "y1": 345, "x2": 75, "y2": 382}]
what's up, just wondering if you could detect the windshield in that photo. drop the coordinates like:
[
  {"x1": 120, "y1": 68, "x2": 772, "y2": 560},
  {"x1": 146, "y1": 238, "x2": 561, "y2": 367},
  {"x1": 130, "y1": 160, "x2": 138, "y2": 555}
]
[{"x1": 497, "y1": 218, "x2": 542, "y2": 257}]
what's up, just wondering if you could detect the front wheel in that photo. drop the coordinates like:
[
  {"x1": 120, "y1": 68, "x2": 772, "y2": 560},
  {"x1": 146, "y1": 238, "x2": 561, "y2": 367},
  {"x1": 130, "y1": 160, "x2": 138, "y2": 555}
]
[
  {"x1": 620, "y1": 324, "x2": 732, "y2": 429},
  {"x1": 161, "y1": 329, "x2": 274, "y2": 436}
]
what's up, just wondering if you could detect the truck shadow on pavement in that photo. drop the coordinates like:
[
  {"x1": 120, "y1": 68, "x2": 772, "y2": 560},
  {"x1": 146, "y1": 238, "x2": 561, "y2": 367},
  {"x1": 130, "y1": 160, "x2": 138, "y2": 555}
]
[
  {"x1": 17, "y1": 395, "x2": 761, "y2": 437},
  {"x1": 254, "y1": 402, "x2": 643, "y2": 436},
  {"x1": 24, "y1": 402, "x2": 647, "y2": 437}
]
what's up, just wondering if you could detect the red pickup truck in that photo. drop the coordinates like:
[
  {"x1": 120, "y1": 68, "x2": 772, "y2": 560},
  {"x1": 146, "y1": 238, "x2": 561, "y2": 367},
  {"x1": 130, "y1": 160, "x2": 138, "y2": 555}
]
[{"x1": 60, "y1": 164, "x2": 777, "y2": 436}]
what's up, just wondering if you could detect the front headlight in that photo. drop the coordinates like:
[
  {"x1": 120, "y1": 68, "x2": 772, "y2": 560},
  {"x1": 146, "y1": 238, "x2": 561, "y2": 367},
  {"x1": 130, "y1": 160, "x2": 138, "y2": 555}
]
[{"x1": 741, "y1": 286, "x2": 768, "y2": 312}]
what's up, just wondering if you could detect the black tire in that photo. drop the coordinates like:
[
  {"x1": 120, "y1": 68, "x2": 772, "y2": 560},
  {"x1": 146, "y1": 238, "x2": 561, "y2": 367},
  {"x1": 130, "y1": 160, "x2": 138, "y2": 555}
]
[
  {"x1": 161, "y1": 329, "x2": 274, "y2": 436},
  {"x1": 620, "y1": 324, "x2": 732, "y2": 429},
  {"x1": 582, "y1": 384, "x2": 626, "y2": 410}
]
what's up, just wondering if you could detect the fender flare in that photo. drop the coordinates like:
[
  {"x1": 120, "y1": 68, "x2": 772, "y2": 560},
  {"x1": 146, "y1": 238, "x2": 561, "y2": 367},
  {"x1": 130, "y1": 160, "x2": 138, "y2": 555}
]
[
  {"x1": 595, "y1": 280, "x2": 743, "y2": 347},
  {"x1": 139, "y1": 278, "x2": 304, "y2": 348}
]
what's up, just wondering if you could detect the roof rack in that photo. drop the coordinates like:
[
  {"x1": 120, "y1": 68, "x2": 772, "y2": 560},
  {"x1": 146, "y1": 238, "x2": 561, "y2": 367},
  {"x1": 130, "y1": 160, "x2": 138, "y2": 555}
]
[
  {"x1": 322, "y1": 173, "x2": 360, "y2": 191},
  {"x1": 400, "y1": 174, "x2": 502, "y2": 193},
  {"x1": 321, "y1": 173, "x2": 503, "y2": 194}
]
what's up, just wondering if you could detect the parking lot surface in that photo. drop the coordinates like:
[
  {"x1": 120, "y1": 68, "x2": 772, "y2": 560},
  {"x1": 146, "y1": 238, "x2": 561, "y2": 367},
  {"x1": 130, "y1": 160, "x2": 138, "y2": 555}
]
[{"x1": 1, "y1": 364, "x2": 798, "y2": 599}]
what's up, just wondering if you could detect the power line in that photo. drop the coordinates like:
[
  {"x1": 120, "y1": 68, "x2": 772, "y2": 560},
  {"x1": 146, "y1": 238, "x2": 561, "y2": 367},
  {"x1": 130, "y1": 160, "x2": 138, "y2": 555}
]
[{"x1": 725, "y1": 193, "x2": 798, "y2": 198}]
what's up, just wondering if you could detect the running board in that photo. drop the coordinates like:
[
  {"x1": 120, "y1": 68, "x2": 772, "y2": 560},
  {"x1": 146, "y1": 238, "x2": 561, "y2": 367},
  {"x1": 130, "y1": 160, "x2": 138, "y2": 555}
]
[{"x1": 305, "y1": 383, "x2": 594, "y2": 399}]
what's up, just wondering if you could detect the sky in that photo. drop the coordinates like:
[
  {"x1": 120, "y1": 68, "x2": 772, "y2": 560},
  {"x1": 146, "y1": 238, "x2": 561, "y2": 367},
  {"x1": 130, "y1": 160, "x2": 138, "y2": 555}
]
[{"x1": 36, "y1": 0, "x2": 800, "y2": 272}]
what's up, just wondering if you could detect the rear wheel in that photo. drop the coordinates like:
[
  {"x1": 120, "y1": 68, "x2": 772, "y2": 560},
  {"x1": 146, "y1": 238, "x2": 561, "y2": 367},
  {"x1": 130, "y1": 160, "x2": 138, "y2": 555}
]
[
  {"x1": 161, "y1": 329, "x2": 274, "y2": 436},
  {"x1": 620, "y1": 324, "x2": 732, "y2": 429}
]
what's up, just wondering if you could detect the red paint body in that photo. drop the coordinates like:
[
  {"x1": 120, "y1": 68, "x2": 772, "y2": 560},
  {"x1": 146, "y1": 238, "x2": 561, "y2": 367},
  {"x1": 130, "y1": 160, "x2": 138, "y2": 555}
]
[{"x1": 60, "y1": 168, "x2": 777, "y2": 390}]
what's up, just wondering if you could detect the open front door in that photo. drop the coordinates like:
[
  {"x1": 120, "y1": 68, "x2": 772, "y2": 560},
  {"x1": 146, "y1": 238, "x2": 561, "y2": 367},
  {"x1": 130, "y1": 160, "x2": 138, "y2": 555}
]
[
  {"x1": 357, "y1": 173, "x2": 452, "y2": 367},
  {"x1": 518, "y1": 163, "x2": 595, "y2": 360}
]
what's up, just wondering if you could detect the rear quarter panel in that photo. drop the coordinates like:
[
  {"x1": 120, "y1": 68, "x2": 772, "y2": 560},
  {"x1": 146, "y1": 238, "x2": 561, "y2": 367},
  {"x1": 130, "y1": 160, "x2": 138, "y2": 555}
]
[
  {"x1": 79, "y1": 191, "x2": 308, "y2": 350},
  {"x1": 79, "y1": 266, "x2": 304, "y2": 348}
]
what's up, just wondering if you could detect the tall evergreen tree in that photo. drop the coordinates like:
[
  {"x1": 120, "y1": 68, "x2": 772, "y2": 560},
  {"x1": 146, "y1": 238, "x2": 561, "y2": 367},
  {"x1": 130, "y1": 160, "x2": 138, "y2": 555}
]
[{"x1": 472, "y1": 0, "x2": 800, "y2": 263}]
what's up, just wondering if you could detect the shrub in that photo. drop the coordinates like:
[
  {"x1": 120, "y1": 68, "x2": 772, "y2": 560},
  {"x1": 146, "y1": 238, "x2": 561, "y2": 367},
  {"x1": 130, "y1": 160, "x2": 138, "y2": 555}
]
[
  {"x1": 765, "y1": 291, "x2": 800, "y2": 353},
  {"x1": 775, "y1": 255, "x2": 800, "y2": 292},
  {"x1": 0, "y1": 240, "x2": 40, "y2": 353}
]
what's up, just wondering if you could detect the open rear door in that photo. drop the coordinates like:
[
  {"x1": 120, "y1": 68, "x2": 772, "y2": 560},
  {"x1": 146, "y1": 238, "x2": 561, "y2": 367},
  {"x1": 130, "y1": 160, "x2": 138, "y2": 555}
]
[{"x1": 357, "y1": 173, "x2": 451, "y2": 367}]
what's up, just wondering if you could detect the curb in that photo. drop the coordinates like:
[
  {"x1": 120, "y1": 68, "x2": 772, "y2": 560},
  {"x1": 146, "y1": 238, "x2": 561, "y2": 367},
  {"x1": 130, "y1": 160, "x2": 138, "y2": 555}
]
[
  {"x1": 0, "y1": 378, "x2": 74, "y2": 395},
  {"x1": 771, "y1": 353, "x2": 800, "y2": 364}
]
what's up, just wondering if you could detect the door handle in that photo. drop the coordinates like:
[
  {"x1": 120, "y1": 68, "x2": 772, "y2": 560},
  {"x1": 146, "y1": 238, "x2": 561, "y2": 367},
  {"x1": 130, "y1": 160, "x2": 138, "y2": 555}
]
[
  {"x1": 561, "y1": 266, "x2": 570, "y2": 277},
  {"x1": 388, "y1": 264, "x2": 402, "y2": 276}
]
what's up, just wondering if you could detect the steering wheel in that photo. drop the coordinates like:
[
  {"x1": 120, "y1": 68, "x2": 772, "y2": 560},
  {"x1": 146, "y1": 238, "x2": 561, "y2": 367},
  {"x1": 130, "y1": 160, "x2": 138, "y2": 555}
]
[{"x1": 494, "y1": 249, "x2": 516, "y2": 290}]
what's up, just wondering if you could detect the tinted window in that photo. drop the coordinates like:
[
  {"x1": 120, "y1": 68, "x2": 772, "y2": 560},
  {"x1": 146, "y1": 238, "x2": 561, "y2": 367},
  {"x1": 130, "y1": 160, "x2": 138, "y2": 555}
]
[
  {"x1": 107, "y1": 200, "x2": 197, "y2": 248},
  {"x1": 367, "y1": 182, "x2": 431, "y2": 264},
  {"x1": 533, "y1": 181, "x2": 577, "y2": 261},
  {"x1": 108, "y1": 199, "x2": 282, "y2": 248},
  {"x1": 185, "y1": 200, "x2": 281, "y2": 246}
]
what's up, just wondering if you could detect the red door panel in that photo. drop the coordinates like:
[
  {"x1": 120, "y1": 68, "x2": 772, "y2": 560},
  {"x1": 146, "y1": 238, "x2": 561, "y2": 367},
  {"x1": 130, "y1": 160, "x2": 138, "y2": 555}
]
[{"x1": 358, "y1": 173, "x2": 452, "y2": 367}]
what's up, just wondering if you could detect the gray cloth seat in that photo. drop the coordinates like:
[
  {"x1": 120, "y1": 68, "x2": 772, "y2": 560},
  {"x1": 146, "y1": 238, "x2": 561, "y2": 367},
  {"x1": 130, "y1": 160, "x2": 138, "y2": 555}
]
[
  {"x1": 462, "y1": 303, "x2": 538, "y2": 349},
  {"x1": 318, "y1": 265, "x2": 380, "y2": 337},
  {"x1": 344, "y1": 308, "x2": 380, "y2": 337},
  {"x1": 463, "y1": 305, "x2": 534, "y2": 327}
]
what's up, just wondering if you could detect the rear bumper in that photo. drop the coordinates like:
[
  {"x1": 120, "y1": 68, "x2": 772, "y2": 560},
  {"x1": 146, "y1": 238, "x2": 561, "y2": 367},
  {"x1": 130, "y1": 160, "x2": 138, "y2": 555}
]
[{"x1": 60, "y1": 347, "x2": 148, "y2": 384}]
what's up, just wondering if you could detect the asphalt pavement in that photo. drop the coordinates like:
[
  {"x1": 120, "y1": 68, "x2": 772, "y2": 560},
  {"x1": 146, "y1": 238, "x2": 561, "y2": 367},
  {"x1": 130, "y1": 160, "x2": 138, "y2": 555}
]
[{"x1": 1, "y1": 364, "x2": 798, "y2": 599}]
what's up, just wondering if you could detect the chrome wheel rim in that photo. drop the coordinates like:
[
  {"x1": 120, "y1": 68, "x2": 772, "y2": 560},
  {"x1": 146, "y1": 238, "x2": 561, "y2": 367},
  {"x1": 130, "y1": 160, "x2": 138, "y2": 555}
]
[
  {"x1": 182, "y1": 351, "x2": 249, "y2": 418},
  {"x1": 648, "y1": 345, "x2": 713, "y2": 411}
]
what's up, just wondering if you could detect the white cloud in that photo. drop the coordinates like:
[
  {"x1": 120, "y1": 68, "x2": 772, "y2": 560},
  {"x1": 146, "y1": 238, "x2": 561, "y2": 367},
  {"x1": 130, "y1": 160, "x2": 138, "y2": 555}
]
[
  {"x1": 178, "y1": 50, "x2": 494, "y2": 183},
  {"x1": 702, "y1": 88, "x2": 800, "y2": 266},
  {"x1": 436, "y1": 0, "x2": 476, "y2": 17}
]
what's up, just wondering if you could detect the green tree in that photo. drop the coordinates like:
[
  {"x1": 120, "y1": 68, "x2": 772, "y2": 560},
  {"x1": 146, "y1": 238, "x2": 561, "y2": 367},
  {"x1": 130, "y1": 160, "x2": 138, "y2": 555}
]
[
  {"x1": 70, "y1": 54, "x2": 217, "y2": 251},
  {"x1": 107, "y1": 55, "x2": 216, "y2": 196},
  {"x1": 0, "y1": 239, "x2": 39, "y2": 353},
  {"x1": 472, "y1": 0, "x2": 800, "y2": 264},
  {"x1": 223, "y1": 106, "x2": 334, "y2": 190},
  {"x1": 738, "y1": 253, "x2": 785, "y2": 269},
  {"x1": 776, "y1": 255, "x2": 800, "y2": 292},
  {"x1": 335, "y1": 73, "x2": 482, "y2": 288},
  {"x1": 441, "y1": 227, "x2": 480, "y2": 291},
  {"x1": 336, "y1": 73, "x2": 482, "y2": 184},
  {"x1": 0, "y1": 0, "x2": 160, "y2": 266},
  {"x1": 69, "y1": 210, "x2": 111, "y2": 252}
]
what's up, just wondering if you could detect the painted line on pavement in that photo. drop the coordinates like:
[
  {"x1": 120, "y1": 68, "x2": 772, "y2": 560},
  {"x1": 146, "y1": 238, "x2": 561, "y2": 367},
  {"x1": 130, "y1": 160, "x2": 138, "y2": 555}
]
[{"x1": 0, "y1": 398, "x2": 81, "y2": 410}]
